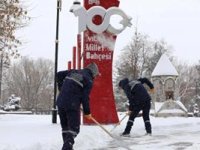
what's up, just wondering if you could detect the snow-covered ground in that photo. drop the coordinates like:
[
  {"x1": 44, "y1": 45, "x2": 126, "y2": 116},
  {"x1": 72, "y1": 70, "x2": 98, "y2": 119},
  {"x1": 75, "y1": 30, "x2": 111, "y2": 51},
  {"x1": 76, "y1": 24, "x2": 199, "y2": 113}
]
[{"x1": 0, "y1": 113, "x2": 200, "y2": 150}]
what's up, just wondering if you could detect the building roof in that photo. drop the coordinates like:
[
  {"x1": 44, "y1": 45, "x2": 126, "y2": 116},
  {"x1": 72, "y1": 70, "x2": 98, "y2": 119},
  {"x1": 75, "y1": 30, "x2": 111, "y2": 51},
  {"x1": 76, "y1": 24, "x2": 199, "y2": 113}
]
[{"x1": 152, "y1": 54, "x2": 179, "y2": 77}]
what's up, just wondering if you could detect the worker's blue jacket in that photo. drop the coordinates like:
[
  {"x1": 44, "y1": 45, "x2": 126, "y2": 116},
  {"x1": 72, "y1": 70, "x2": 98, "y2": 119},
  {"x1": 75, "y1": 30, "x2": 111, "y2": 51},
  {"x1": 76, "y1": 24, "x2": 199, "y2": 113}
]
[{"x1": 56, "y1": 68, "x2": 93, "y2": 115}]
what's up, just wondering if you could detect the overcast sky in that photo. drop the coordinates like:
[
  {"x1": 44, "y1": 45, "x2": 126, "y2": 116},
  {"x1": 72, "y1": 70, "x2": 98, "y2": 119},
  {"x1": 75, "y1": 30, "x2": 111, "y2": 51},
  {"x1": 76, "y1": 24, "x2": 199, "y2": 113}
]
[{"x1": 19, "y1": 0, "x2": 200, "y2": 71}]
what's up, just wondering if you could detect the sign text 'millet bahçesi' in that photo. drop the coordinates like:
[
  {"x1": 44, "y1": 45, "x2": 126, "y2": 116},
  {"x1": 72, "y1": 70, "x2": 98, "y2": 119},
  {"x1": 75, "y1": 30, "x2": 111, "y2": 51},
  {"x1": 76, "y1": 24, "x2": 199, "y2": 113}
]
[{"x1": 85, "y1": 35, "x2": 112, "y2": 61}]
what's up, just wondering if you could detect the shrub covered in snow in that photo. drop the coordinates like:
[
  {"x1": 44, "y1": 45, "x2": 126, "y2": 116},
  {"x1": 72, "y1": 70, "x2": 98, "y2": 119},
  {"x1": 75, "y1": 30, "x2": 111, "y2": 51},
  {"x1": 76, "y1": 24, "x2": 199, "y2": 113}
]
[{"x1": 3, "y1": 94, "x2": 21, "y2": 111}]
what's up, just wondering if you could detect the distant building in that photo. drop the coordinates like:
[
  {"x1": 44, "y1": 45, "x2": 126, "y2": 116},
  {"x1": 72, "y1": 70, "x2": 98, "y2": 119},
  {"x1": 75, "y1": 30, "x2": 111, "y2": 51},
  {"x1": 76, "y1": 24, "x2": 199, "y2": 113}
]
[{"x1": 151, "y1": 54, "x2": 188, "y2": 117}]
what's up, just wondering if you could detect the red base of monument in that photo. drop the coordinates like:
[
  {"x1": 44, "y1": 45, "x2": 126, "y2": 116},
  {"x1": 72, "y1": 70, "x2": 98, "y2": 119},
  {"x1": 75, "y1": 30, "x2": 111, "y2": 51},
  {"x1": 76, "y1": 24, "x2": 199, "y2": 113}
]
[{"x1": 83, "y1": 0, "x2": 120, "y2": 124}]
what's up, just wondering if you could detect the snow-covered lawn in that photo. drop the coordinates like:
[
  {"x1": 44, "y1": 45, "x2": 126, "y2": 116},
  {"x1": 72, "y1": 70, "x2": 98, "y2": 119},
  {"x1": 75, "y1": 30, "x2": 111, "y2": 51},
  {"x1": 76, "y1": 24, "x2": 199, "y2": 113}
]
[{"x1": 0, "y1": 113, "x2": 200, "y2": 150}]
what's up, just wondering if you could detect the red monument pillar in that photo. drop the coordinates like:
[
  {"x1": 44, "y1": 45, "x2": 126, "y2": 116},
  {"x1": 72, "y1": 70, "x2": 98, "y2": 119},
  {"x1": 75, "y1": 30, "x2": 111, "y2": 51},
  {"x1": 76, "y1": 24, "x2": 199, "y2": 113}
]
[
  {"x1": 70, "y1": 0, "x2": 132, "y2": 124},
  {"x1": 83, "y1": 0, "x2": 119, "y2": 124}
]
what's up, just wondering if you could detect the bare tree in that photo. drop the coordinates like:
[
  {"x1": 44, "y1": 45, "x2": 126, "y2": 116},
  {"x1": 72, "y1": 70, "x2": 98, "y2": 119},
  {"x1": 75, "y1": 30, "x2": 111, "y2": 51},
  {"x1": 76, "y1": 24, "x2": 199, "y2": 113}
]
[
  {"x1": 115, "y1": 31, "x2": 170, "y2": 83},
  {"x1": 4, "y1": 57, "x2": 54, "y2": 111},
  {"x1": 195, "y1": 61, "x2": 200, "y2": 109},
  {"x1": 0, "y1": 0, "x2": 29, "y2": 51},
  {"x1": 174, "y1": 61, "x2": 199, "y2": 109},
  {"x1": 0, "y1": 0, "x2": 30, "y2": 103},
  {"x1": 115, "y1": 31, "x2": 149, "y2": 80}
]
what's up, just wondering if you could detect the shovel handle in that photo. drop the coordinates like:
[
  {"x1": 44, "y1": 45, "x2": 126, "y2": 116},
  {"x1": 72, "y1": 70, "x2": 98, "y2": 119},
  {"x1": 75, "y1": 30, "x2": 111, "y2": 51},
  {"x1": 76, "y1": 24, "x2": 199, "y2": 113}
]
[{"x1": 90, "y1": 116, "x2": 113, "y2": 138}]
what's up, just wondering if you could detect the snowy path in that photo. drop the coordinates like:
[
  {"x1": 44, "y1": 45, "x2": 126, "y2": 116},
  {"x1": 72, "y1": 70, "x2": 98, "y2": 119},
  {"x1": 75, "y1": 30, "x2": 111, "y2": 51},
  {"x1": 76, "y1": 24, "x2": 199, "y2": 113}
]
[
  {"x1": 0, "y1": 114, "x2": 200, "y2": 150},
  {"x1": 93, "y1": 122, "x2": 200, "y2": 150}
]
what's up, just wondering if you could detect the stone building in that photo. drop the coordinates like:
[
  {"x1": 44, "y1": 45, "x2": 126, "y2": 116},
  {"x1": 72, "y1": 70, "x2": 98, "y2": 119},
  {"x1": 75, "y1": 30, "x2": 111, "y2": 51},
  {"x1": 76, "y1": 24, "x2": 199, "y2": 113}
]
[{"x1": 151, "y1": 54, "x2": 187, "y2": 117}]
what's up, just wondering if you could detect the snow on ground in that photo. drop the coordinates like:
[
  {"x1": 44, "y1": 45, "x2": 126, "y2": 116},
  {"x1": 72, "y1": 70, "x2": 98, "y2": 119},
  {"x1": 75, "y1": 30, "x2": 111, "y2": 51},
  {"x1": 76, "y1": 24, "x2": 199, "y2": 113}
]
[{"x1": 0, "y1": 113, "x2": 200, "y2": 150}]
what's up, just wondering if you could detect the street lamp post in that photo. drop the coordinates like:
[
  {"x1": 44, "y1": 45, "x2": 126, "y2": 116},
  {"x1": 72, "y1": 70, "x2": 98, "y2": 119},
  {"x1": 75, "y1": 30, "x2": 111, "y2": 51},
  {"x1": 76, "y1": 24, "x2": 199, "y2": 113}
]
[{"x1": 52, "y1": 0, "x2": 62, "y2": 123}]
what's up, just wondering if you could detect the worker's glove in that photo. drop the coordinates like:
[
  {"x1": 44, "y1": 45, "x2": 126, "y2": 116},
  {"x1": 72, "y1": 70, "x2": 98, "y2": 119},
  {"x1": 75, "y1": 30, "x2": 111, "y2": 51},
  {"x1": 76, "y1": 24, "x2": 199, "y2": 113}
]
[
  {"x1": 149, "y1": 88, "x2": 155, "y2": 94},
  {"x1": 84, "y1": 114, "x2": 92, "y2": 120},
  {"x1": 126, "y1": 111, "x2": 132, "y2": 115}
]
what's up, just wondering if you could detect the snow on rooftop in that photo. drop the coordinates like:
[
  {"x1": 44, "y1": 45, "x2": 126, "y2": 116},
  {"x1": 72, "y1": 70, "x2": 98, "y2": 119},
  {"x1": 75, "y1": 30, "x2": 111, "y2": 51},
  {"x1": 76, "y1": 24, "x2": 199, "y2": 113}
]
[
  {"x1": 154, "y1": 100, "x2": 188, "y2": 116},
  {"x1": 159, "y1": 109, "x2": 185, "y2": 113},
  {"x1": 152, "y1": 54, "x2": 178, "y2": 77},
  {"x1": 155, "y1": 102, "x2": 164, "y2": 112},
  {"x1": 176, "y1": 100, "x2": 188, "y2": 112}
]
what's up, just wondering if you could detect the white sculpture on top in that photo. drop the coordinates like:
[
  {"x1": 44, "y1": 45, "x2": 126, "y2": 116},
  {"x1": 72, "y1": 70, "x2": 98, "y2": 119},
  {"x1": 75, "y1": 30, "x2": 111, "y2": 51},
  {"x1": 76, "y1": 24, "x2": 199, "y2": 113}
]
[{"x1": 70, "y1": 0, "x2": 132, "y2": 35}]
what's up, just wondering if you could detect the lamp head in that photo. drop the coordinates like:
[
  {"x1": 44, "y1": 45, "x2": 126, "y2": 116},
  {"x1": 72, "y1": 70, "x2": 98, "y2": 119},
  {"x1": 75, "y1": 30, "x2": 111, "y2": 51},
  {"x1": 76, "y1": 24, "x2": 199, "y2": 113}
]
[{"x1": 69, "y1": 0, "x2": 81, "y2": 12}]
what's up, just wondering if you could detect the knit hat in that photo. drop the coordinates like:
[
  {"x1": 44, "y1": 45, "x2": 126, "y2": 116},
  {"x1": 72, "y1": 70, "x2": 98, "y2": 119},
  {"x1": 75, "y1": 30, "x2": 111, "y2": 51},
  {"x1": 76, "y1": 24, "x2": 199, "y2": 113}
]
[
  {"x1": 86, "y1": 62, "x2": 100, "y2": 77},
  {"x1": 119, "y1": 78, "x2": 129, "y2": 89}
]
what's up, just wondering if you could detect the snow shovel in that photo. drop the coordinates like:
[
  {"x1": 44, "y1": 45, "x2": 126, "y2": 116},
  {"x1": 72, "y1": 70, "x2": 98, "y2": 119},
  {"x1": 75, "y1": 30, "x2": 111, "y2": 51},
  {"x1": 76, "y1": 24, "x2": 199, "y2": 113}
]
[
  {"x1": 80, "y1": 107, "x2": 113, "y2": 138},
  {"x1": 110, "y1": 112, "x2": 129, "y2": 132},
  {"x1": 90, "y1": 116, "x2": 132, "y2": 150},
  {"x1": 90, "y1": 116, "x2": 114, "y2": 138}
]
